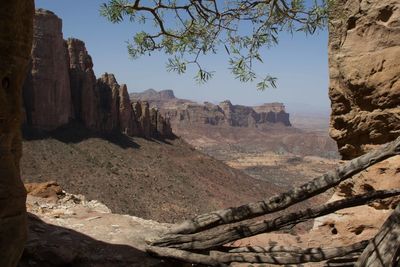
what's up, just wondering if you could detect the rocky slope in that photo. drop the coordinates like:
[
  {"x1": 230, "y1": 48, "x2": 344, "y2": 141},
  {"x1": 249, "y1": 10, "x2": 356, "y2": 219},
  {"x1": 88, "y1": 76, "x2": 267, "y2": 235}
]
[
  {"x1": 22, "y1": 9, "x2": 173, "y2": 139},
  {"x1": 21, "y1": 129, "x2": 282, "y2": 223},
  {"x1": 130, "y1": 89, "x2": 291, "y2": 128},
  {"x1": 329, "y1": 0, "x2": 400, "y2": 159},
  {"x1": 19, "y1": 182, "x2": 179, "y2": 267}
]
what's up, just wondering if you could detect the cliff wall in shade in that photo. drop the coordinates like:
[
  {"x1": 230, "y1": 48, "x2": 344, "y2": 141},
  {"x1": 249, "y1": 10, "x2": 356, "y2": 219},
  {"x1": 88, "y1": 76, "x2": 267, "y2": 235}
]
[
  {"x1": 23, "y1": 9, "x2": 72, "y2": 130},
  {"x1": 23, "y1": 9, "x2": 173, "y2": 139},
  {"x1": 67, "y1": 38, "x2": 99, "y2": 130},
  {"x1": 328, "y1": 0, "x2": 400, "y2": 159},
  {"x1": 130, "y1": 89, "x2": 291, "y2": 128},
  {"x1": 0, "y1": 1, "x2": 34, "y2": 266}
]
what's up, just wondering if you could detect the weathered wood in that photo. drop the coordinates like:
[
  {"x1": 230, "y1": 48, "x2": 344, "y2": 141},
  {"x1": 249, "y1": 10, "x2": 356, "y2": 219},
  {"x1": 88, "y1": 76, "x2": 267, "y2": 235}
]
[
  {"x1": 147, "y1": 241, "x2": 368, "y2": 265},
  {"x1": 146, "y1": 246, "x2": 228, "y2": 267},
  {"x1": 324, "y1": 252, "x2": 361, "y2": 266},
  {"x1": 356, "y1": 204, "x2": 400, "y2": 267},
  {"x1": 209, "y1": 240, "x2": 368, "y2": 264},
  {"x1": 152, "y1": 189, "x2": 400, "y2": 250},
  {"x1": 228, "y1": 240, "x2": 368, "y2": 253},
  {"x1": 170, "y1": 136, "x2": 400, "y2": 234}
]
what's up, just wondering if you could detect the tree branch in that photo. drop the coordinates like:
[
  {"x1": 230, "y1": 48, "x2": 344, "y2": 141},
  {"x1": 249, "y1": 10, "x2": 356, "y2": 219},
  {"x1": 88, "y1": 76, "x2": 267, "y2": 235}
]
[
  {"x1": 356, "y1": 203, "x2": 400, "y2": 266},
  {"x1": 211, "y1": 240, "x2": 369, "y2": 264},
  {"x1": 152, "y1": 189, "x2": 400, "y2": 250},
  {"x1": 169, "y1": 136, "x2": 400, "y2": 234}
]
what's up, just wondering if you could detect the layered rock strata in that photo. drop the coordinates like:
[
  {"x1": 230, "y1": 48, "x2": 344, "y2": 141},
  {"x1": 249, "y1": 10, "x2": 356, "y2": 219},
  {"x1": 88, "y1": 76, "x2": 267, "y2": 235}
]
[
  {"x1": 22, "y1": 10, "x2": 173, "y2": 139},
  {"x1": 0, "y1": 1, "x2": 34, "y2": 266},
  {"x1": 329, "y1": 0, "x2": 400, "y2": 159},
  {"x1": 131, "y1": 89, "x2": 291, "y2": 128}
]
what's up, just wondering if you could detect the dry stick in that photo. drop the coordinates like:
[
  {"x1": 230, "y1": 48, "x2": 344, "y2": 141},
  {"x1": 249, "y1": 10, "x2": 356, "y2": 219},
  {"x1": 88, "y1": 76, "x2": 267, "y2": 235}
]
[
  {"x1": 170, "y1": 136, "x2": 400, "y2": 234},
  {"x1": 209, "y1": 240, "x2": 369, "y2": 264},
  {"x1": 152, "y1": 189, "x2": 400, "y2": 249},
  {"x1": 356, "y1": 203, "x2": 400, "y2": 267},
  {"x1": 146, "y1": 246, "x2": 228, "y2": 267}
]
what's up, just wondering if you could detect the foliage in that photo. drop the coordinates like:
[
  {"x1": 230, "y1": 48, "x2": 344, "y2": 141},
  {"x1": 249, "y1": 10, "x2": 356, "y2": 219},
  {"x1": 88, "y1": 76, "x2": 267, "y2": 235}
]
[{"x1": 100, "y1": 0, "x2": 333, "y2": 90}]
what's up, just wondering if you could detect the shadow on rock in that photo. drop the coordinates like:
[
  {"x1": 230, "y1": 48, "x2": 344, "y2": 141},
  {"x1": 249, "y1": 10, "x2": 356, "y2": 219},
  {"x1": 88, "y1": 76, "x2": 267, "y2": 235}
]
[
  {"x1": 22, "y1": 122, "x2": 141, "y2": 150},
  {"x1": 18, "y1": 213, "x2": 185, "y2": 267}
]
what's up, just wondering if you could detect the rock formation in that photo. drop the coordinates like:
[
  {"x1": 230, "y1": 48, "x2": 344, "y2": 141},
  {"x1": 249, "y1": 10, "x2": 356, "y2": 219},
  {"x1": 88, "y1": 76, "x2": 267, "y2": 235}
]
[
  {"x1": 0, "y1": 1, "x2": 34, "y2": 266},
  {"x1": 96, "y1": 73, "x2": 121, "y2": 133},
  {"x1": 67, "y1": 38, "x2": 99, "y2": 130},
  {"x1": 21, "y1": 183, "x2": 178, "y2": 267},
  {"x1": 329, "y1": 0, "x2": 400, "y2": 159},
  {"x1": 23, "y1": 9, "x2": 72, "y2": 130},
  {"x1": 131, "y1": 89, "x2": 291, "y2": 128},
  {"x1": 22, "y1": 10, "x2": 173, "y2": 139},
  {"x1": 119, "y1": 84, "x2": 136, "y2": 135}
]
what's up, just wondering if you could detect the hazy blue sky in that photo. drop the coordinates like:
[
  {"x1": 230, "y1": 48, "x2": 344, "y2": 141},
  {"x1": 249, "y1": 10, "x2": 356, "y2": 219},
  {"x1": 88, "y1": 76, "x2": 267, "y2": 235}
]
[{"x1": 35, "y1": 0, "x2": 331, "y2": 114}]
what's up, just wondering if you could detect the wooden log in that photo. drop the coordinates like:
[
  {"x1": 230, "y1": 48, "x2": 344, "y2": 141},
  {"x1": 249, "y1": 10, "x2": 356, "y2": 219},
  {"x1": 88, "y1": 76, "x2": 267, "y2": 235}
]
[
  {"x1": 209, "y1": 240, "x2": 368, "y2": 264},
  {"x1": 152, "y1": 189, "x2": 400, "y2": 250},
  {"x1": 324, "y1": 252, "x2": 361, "y2": 266},
  {"x1": 170, "y1": 136, "x2": 400, "y2": 234},
  {"x1": 228, "y1": 240, "x2": 368, "y2": 253},
  {"x1": 146, "y1": 246, "x2": 228, "y2": 267},
  {"x1": 355, "y1": 204, "x2": 400, "y2": 267}
]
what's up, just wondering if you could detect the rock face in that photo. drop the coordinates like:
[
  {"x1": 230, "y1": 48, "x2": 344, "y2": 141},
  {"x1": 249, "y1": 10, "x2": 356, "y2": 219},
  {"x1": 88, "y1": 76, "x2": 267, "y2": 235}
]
[
  {"x1": 131, "y1": 89, "x2": 291, "y2": 128},
  {"x1": 22, "y1": 10, "x2": 173, "y2": 139},
  {"x1": 308, "y1": 156, "x2": 400, "y2": 248},
  {"x1": 23, "y1": 9, "x2": 72, "y2": 130},
  {"x1": 0, "y1": 1, "x2": 34, "y2": 266},
  {"x1": 96, "y1": 73, "x2": 121, "y2": 133},
  {"x1": 21, "y1": 185, "x2": 178, "y2": 267},
  {"x1": 329, "y1": 0, "x2": 400, "y2": 159},
  {"x1": 67, "y1": 38, "x2": 99, "y2": 130}
]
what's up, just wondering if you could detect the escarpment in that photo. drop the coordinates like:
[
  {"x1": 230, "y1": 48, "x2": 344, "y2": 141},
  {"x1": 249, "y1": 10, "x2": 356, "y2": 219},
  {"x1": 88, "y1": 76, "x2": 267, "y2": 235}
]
[
  {"x1": 131, "y1": 89, "x2": 291, "y2": 128},
  {"x1": 328, "y1": 0, "x2": 400, "y2": 159},
  {"x1": 22, "y1": 9, "x2": 173, "y2": 139},
  {"x1": 23, "y1": 9, "x2": 72, "y2": 130}
]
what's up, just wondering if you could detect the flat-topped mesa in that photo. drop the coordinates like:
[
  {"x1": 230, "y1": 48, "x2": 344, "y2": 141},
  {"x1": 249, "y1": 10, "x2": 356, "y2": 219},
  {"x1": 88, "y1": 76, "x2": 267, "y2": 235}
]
[
  {"x1": 253, "y1": 102, "x2": 286, "y2": 113},
  {"x1": 23, "y1": 9, "x2": 72, "y2": 130},
  {"x1": 158, "y1": 89, "x2": 176, "y2": 100},
  {"x1": 131, "y1": 89, "x2": 292, "y2": 128},
  {"x1": 22, "y1": 9, "x2": 174, "y2": 140}
]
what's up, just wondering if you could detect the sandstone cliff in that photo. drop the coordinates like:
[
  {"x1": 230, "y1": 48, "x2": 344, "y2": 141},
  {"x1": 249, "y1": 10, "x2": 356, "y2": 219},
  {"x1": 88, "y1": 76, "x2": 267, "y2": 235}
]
[
  {"x1": 22, "y1": 10, "x2": 173, "y2": 139},
  {"x1": 67, "y1": 38, "x2": 100, "y2": 130},
  {"x1": 23, "y1": 9, "x2": 72, "y2": 130},
  {"x1": 329, "y1": 0, "x2": 400, "y2": 159},
  {"x1": 0, "y1": 1, "x2": 34, "y2": 266},
  {"x1": 130, "y1": 89, "x2": 291, "y2": 128}
]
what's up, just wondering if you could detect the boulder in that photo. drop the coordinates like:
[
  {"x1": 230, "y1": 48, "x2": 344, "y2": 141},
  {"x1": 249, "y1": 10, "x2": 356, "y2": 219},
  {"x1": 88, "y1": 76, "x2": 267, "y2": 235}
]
[
  {"x1": 329, "y1": 0, "x2": 400, "y2": 159},
  {"x1": 0, "y1": 1, "x2": 34, "y2": 266}
]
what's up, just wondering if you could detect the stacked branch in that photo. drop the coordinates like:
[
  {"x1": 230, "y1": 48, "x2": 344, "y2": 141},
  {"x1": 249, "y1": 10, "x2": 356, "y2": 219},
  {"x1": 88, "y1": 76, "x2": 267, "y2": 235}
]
[
  {"x1": 147, "y1": 240, "x2": 369, "y2": 266},
  {"x1": 147, "y1": 136, "x2": 400, "y2": 265},
  {"x1": 170, "y1": 136, "x2": 400, "y2": 235},
  {"x1": 152, "y1": 189, "x2": 400, "y2": 250}
]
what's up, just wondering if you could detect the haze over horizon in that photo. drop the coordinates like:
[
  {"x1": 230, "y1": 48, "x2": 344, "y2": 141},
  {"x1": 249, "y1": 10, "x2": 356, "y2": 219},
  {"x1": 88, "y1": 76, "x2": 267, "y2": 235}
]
[{"x1": 36, "y1": 0, "x2": 331, "y2": 115}]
